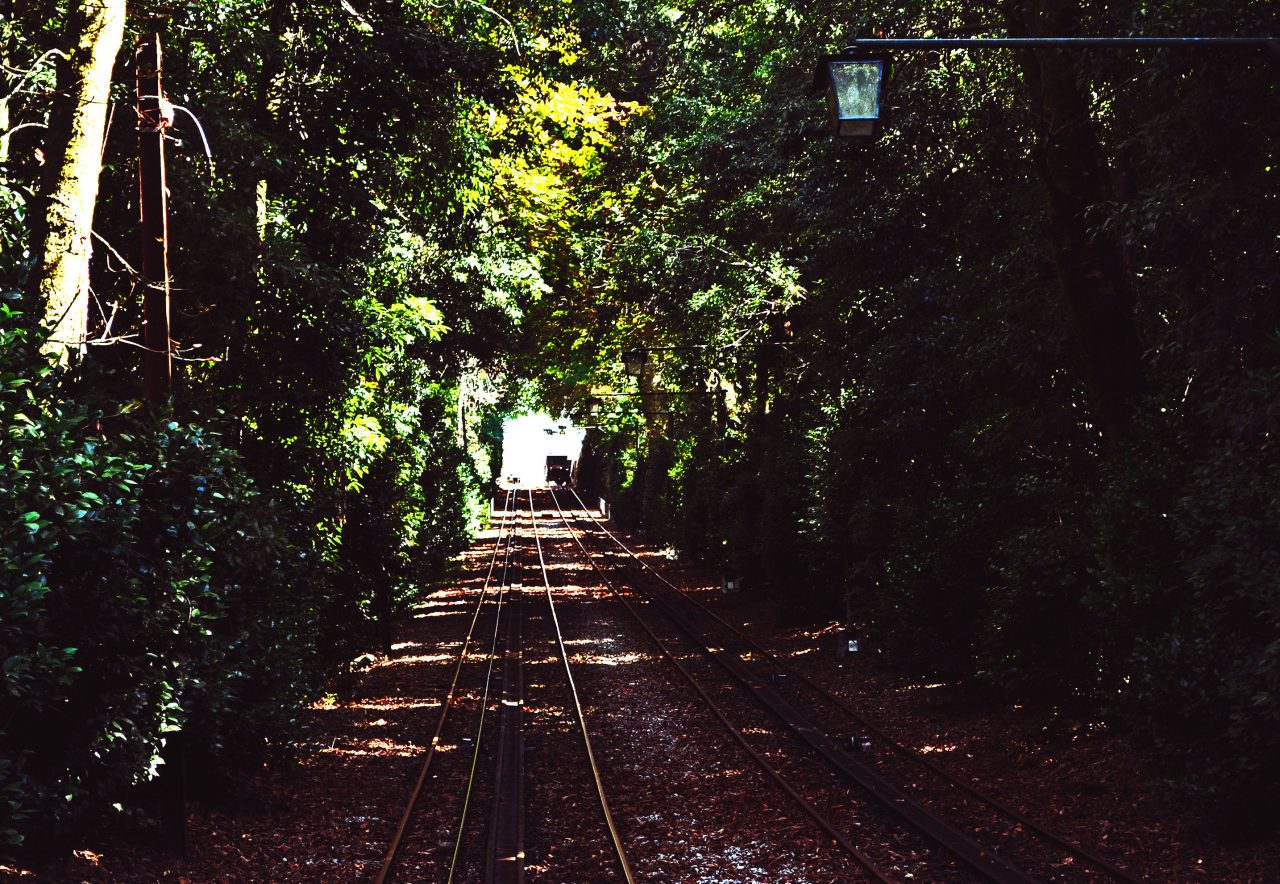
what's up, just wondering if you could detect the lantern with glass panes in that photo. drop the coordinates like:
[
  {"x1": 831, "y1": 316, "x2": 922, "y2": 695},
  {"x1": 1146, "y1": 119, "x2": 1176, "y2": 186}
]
[{"x1": 815, "y1": 51, "x2": 889, "y2": 139}]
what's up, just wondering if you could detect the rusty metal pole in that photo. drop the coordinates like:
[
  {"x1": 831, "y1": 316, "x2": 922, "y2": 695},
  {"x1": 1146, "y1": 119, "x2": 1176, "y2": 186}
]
[{"x1": 136, "y1": 34, "x2": 172, "y2": 402}]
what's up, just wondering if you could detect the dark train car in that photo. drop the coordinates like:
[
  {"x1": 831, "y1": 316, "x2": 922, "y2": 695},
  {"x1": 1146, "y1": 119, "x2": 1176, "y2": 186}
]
[{"x1": 545, "y1": 455, "x2": 572, "y2": 487}]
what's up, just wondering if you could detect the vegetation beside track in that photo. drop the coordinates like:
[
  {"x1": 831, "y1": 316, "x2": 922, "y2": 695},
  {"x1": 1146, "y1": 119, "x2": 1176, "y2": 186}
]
[
  {"x1": 1, "y1": 1, "x2": 598, "y2": 856},
  {"x1": 523, "y1": 0, "x2": 1280, "y2": 823}
]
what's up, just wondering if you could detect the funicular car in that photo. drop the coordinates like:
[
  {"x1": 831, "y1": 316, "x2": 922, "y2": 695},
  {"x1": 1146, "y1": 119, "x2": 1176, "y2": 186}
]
[{"x1": 544, "y1": 455, "x2": 572, "y2": 487}]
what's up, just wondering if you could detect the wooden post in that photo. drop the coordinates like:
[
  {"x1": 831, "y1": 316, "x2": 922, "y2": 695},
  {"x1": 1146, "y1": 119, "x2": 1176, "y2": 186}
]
[
  {"x1": 136, "y1": 34, "x2": 173, "y2": 402},
  {"x1": 137, "y1": 39, "x2": 184, "y2": 854}
]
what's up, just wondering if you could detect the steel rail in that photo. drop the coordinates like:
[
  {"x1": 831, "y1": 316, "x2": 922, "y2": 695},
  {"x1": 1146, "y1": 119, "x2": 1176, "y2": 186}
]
[
  {"x1": 563, "y1": 490, "x2": 1036, "y2": 884},
  {"x1": 566, "y1": 487, "x2": 1144, "y2": 884},
  {"x1": 447, "y1": 494, "x2": 522, "y2": 883},
  {"x1": 375, "y1": 489, "x2": 516, "y2": 884},
  {"x1": 485, "y1": 554, "x2": 525, "y2": 883},
  {"x1": 528, "y1": 490, "x2": 637, "y2": 884},
  {"x1": 547, "y1": 489, "x2": 894, "y2": 883}
]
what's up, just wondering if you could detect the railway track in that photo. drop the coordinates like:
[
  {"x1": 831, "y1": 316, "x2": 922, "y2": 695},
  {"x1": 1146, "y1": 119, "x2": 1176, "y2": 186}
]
[
  {"x1": 377, "y1": 489, "x2": 521, "y2": 881},
  {"x1": 375, "y1": 488, "x2": 516, "y2": 884},
  {"x1": 553, "y1": 486, "x2": 1143, "y2": 883},
  {"x1": 374, "y1": 485, "x2": 1138, "y2": 881},
  {"x1": 484, "y1": 525, "x2": 524, "y2": 884},
  {"x1": 545, "y1": 488, "x2": 897, "y2": 882},
  {"x1": 444, "y1": 494, "x2": 522, "y2": 883},
  {"x1": 527, "y1": 490, "x2": 635, "y2": 883},
  {"x1": 376, "y1": 489, "x2": 634, "y2": 883},
  {"x1": 551, "y1": 489, "x2": 996, "y2": 879}
]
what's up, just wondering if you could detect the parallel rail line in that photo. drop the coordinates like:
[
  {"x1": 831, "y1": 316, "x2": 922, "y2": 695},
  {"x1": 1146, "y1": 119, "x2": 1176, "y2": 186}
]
[
  {"x1": 564, "y1": 486, "x2": 1142, "y2": 883},
  {"x1": 378, "y1": 489, "x2": 636, "y2": 882},
  {"x1": 557, "y1": 490, "x2": 1026, "y2": 881},
  {"x1": 529, "y1": 490, "x2": 637, "y2": 884},
  {"x1": 484, "y1": 550, "x2": 525, "y2": 883},
  {"x1": 446, "y1": 494, "x2": 521, "y2": 883},
  {"x1": 547, "y1": 488, "x2": 895, "y2": 882},
  {"x1": 380, "y1": 485, "x2": 1127, "y2": 882},
  {"x1": 376, "y1": 488, "x2": 517, "y2": 884}
]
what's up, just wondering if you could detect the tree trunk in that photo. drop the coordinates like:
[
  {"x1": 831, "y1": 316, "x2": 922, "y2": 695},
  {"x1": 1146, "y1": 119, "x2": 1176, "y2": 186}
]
[
  {"x1": 1005, "y1": 0, "x2": 1144, "y2": 444},
  {"x1": 30, "y1": 0, "x2": 126, "y2": 362},
  {"x1": 0, "y1": 3, "x2": 12, "y2": 165},
  {"x1": 0, "y1": 49, "x2": 9, "y2": 166}
]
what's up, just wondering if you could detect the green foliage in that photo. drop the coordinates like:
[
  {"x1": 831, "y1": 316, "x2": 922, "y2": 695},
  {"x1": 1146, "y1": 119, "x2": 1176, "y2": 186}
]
[
  {"x1": 0, "y1": 310, "x2": 339, "y2": 849},
  {"x1": 2, "y1": 0, "x2": 587, "y2": 859},
  {"x1": 514, "y1": 0, "x2": 1280, "y2": 807},
  {"x1": 6, "y1": 0, "x2": 1279, "y2": 854}
]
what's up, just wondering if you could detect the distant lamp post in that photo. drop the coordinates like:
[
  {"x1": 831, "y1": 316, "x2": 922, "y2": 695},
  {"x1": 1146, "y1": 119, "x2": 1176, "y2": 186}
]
[
  {"x1": 818, "y1": 53, "x2": 888, "y2": 138},
  {"x1": 622, "y1": 347, "x2": 646, "y2": 379}
]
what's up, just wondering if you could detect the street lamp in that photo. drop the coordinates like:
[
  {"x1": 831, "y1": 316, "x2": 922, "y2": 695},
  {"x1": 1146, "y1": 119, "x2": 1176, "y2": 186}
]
[
  {"x1": 621, "y1": 347, "x2": 646, "y2": 379},
  {"x1": 817, "y1": 52, "x2": 889, "y2": 138},
  {"x1": 816, "y1": 36, "x2": 1278, "y2": 139}
]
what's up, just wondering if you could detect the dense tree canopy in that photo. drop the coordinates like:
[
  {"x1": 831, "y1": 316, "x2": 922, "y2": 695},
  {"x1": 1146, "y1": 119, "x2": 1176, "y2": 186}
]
[{"x1": 2, "y1": 0, "x2": 1278, "y2": 858}]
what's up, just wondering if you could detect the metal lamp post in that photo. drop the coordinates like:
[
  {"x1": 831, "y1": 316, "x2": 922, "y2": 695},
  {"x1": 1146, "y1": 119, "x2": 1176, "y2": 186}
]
[{"x1": 817, "y1": 36, "x2": 1278, "y2": 139}]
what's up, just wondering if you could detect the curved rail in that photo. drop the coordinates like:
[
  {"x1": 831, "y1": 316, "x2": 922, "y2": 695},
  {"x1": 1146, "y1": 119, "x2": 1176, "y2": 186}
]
[
  {"x1": 565, "y1": 487, "x2": 1143, "y2": 884},
  {"x1": 376, "y1": 489, "x2": 516, "y2": 884},
  {"x1": 547, "y1": 488, "x2": 893, "y2": 883},
  {"x1": 528, "y1": 490, "x2": 637, "y2": 884}
]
